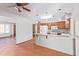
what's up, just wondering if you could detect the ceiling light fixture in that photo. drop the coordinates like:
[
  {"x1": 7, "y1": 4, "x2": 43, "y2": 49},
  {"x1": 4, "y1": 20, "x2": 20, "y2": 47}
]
[{"x1": 40, "y1": 15, "x2": 52, "y2": 19}]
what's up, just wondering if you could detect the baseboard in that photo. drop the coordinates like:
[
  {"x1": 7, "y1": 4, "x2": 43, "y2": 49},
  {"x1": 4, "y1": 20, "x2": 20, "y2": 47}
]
[
  {"x1": 16, "y1": 37, "x2": 32, "y2": 44},
  {"x1": 0, "y1": 35, "x2": 14, "y2": 39}
]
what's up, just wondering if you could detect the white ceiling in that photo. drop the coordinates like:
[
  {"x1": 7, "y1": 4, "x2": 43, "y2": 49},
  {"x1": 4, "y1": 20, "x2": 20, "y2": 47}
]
[
  {"x1": 0, "y1": 3, "x2": 16, "y2": 6},
  {"x1": 0, "y1": 3, "x2": 75, "y2": 14},
  {"x1": 0, "y1": 3, "x2": 78, "y2": 23}
]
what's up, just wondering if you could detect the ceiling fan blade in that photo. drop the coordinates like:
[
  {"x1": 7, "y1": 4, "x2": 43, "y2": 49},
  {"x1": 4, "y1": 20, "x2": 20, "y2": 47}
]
[
  {"x1": 16, "y1": 3, "x2": 29, "y2": 6},
  {"x1": 22, "y1": 7, "x2": 31, "y2": 12}
]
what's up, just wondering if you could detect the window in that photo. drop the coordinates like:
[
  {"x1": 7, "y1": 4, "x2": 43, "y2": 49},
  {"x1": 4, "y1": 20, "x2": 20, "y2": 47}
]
[{"x1": 0, "y1": 24, "x2": 10, "y2": 34}]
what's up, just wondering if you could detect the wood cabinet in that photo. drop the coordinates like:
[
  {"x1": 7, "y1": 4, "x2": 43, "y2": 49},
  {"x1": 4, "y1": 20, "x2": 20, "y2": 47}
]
[{"x1": 48, "y1": 21, "x2": 65, "y2": 28}]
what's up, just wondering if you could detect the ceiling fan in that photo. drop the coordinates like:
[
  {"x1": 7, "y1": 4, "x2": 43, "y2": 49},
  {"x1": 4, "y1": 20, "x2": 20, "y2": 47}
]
[{"x1": 7, "y1": 3, "x2": 31, "y2": 12}]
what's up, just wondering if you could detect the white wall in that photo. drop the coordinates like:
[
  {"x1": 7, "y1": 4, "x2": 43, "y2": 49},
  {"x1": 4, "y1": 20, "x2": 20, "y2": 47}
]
[
  {"x1": 70, "y1": 4, "x2": 79, "y2": 56},
  {"x1": 16, "y1": 17, "x2": 32, "y2": 43},
  {"x1": 75, "y1": 15, "x2": 79, "y2": 55}
]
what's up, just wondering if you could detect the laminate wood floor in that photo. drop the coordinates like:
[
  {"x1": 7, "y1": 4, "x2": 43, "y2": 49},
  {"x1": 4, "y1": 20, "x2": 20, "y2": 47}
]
[{"x1": 0, "y1": 37, "x2": 71, "y2": 56}]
